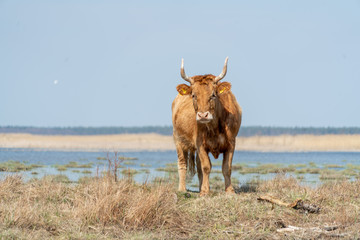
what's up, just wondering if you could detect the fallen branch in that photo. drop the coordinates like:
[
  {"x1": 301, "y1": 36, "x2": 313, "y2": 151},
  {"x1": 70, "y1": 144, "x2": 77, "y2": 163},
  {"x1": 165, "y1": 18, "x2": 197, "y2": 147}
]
[
  {"x1": 257, "y1": 195, "x2": 320, "y2": 213},
  {"x1": 277, "y1": 225, "x2": 339, "y2": 233},
  {"x1": 276, "y1": 225, "x2": 346, "y2": 238}
]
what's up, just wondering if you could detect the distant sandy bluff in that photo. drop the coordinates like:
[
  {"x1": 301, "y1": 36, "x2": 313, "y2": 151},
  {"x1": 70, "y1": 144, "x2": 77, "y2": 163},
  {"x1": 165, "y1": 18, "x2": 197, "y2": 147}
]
[{"x1": 1, "y1": 133, "x2": 360, "y2": 152}]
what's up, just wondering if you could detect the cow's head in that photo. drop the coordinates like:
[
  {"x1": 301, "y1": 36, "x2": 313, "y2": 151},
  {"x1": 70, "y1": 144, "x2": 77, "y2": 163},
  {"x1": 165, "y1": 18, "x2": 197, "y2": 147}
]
[{"x1": 176, "y1": 57, "x2": 231, "y2": 124}]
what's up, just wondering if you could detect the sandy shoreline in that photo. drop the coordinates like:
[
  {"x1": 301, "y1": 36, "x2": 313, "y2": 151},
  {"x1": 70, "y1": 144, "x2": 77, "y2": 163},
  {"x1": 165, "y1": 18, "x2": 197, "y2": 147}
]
[{"x1": 1, "y1": 133, "x2": 360, "y2": 152}]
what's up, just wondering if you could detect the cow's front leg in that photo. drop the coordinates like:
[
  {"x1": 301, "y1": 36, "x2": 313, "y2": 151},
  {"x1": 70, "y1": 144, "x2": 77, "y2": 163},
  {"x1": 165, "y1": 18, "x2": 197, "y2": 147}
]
[
  {"x1": 176, "y1": 144, "x2": 188, "y2": 192},
  {"x1": 198, "y1": 146, "x2": 211, "y2": 196},
  {"x1": 222, "y1": 147, "x2": 235, "y2": 194}
]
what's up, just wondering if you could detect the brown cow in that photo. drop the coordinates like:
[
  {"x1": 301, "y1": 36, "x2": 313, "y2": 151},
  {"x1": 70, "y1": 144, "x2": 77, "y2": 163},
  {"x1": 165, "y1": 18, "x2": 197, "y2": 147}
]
[{"x1": 172, "y1": 57, "x2": 242, "y2": 196}]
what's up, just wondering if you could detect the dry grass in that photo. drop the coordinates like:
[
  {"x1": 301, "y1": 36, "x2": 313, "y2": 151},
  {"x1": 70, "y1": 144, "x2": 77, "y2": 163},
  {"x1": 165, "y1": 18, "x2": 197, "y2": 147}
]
[
  {"x1": 0, "y1": 174, "x2": 359, "y2": 239},
  {"x1": 0, "y1": 175, "x2": 190, "y2": 239}
]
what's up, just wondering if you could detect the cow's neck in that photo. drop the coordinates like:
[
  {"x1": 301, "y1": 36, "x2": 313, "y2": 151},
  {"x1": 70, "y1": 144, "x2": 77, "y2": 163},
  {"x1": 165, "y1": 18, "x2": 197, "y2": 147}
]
[
  {"x1": 196, "y1": 103, "x2": 226, "y2": 158},
  {"x1": 197, "y1": 100, "x2": 225, "y2": 136}
]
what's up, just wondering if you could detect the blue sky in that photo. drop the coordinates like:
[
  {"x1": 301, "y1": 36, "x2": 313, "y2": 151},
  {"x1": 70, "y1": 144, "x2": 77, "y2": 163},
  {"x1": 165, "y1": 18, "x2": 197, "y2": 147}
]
[{"x1": 1, "y1": 1, "x2": 359, "y2": 127}]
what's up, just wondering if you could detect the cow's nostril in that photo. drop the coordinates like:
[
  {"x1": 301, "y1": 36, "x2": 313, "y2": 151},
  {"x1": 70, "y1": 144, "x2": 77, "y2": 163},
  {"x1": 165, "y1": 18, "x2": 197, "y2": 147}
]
[{"x1": 204, "y1": 112, "x2": 208, "y2": 118}]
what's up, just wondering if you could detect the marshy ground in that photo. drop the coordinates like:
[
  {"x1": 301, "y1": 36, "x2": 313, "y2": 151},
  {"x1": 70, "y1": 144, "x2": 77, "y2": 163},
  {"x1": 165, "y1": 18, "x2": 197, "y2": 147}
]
[
  {"x1": 0, "y1": 171, "x2": 359, "y2": 239},
  {"x1": 2, "y1": 156, "x2": 360, "y2": 186},
  {"x1": 1, "y1": 148, "x2": 360, "y2": 239}
]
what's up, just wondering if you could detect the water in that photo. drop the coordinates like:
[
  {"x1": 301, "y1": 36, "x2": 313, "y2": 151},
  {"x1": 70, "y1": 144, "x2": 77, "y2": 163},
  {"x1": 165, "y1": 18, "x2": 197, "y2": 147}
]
[{"x1": 1, "y1": 148, "x2": 360, "y2": 190}]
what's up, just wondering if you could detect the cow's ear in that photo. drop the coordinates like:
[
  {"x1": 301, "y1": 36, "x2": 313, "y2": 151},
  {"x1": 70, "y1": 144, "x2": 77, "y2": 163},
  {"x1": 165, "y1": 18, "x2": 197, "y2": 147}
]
[
  {"x1": 217, "y1": 82, "x2": 231, "y2": 95},
  {"x1": 176, "y1": 84, "x2": 192, "y2": 95}
]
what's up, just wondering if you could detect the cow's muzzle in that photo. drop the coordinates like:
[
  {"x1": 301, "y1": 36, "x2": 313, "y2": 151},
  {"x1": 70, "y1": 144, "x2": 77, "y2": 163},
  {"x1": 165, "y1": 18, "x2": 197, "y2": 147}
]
[{"x1": 196, "y1": 111, "x2": 213, "y2": 123}]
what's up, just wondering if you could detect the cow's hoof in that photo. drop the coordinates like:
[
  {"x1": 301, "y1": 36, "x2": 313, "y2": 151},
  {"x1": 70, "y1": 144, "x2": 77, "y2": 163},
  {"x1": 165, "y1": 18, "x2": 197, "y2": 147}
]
[
  {"x1": 225, "y1": 186, "x2": 235, "y2": 194},
  {"x1": 199, "y1": 191, "x2": 210, "y2": 197}
]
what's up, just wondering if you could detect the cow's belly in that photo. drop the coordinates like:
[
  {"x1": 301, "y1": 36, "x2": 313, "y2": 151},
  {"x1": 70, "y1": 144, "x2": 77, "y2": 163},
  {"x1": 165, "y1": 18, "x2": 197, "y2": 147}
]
[{"x1": 204, "y1": 133, "x2": 227, "y2": 159}]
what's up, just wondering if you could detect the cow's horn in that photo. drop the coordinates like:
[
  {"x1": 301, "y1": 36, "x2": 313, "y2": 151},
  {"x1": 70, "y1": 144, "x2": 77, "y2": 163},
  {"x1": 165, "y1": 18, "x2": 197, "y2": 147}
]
[
  {"x1": 180, "y1": 58, "x2": 193, "y2": 84},
  {"x1": 214, "y1": 57, "x2": 228, "y2": 83}
]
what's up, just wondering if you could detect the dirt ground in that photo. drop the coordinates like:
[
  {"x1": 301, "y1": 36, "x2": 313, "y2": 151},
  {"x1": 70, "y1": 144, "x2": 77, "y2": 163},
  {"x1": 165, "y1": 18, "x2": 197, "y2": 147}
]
[{"x1": 1, "y1": 133, "x2": 360, "y2": 152}]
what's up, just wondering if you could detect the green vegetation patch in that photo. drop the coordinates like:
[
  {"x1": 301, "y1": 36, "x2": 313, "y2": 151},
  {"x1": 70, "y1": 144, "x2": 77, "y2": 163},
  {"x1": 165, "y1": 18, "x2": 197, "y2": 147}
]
[
  {"x1": 341, "y1": 168, "x2": 359, "y2": 177},
  {"x1": 54, "y1": 161, "x2": 93, "y2": 171},
  {"x1": 140, "y1": 163, "x2": 152, "y2": 167},
  {"x1": 65, "y1": 161, "x2": 93, "y2": 168},
  {"x1": 42, "y1": 174, "x2": 71, "y2": 183},
  {"x1": 212, "y1": 160, "x2": 222, "y2": 167},
  {"x1": 97, "y1": 156, "x2": 138, "y2": 161},
  {"x1": 295, "y1": 168, "x2": 321, "y2": 174},
  {"x1": 346, "y1": 164, "x2": 360, "y2": 171},
  {"x1": 119, "y1": 156, "x2": 138, "y2": 161},
  {"x1": 0, "y1": 160, "x2": 43, "y2": 172},
  {"x1": 308, "y1": 162, "x2": 317, "y2": 167},
  {"x1": 140, "y1": 169, "x2": 150, "y2": 174},
  {"x1": 121, "y1": 168, "x2": 139, "y2": 176},
  {"x1": 239, "y1": 163, "x2": 295, "y2": 174},
  {"x1": 324, "y1": 164, "x2": 344, "y2": 169},
  {"x1": 320, "y1": 169, "x2": 349, "y2": 181},
  {"x1": 166, "y1": 162, "x2": 177, "y2": 167},
  {"x1": 123, "y1": 161, "x2": 136, "y2": 165},
  {"x1": 232, "y1": 163, "x2": 248, "y2": 170},
  {"x1": 55, "y1": 165, "x2": 68, "y2": 172},
  {"x1": 156, "y1": 166, "x2": 177, "y2": 173}
]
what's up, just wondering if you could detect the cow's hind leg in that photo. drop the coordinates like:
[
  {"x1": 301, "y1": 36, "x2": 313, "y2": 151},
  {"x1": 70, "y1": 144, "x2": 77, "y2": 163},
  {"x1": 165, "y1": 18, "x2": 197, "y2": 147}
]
[
  {"x1": 176, "y1": 144, "x2": 188, "y2": 192},
  {"x1": 196, "y1": 153, "x2": 202, "y2": 192},
  {"x1": 188, "y1": 150, "x2": 196, "y2": 177},
  {"x1": 222, "y1": 148, "x2": 235, "y2": 194}
]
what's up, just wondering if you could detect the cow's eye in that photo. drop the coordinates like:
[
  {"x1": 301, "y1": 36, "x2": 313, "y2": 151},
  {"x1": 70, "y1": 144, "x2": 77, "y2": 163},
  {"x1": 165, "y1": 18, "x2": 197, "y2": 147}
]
[
  {"x1": 192, "y1": 94, "x2": 196, "y2": 99},
  {"x1": 210, "y1": 93, "x2": 216, "y2": 99}
]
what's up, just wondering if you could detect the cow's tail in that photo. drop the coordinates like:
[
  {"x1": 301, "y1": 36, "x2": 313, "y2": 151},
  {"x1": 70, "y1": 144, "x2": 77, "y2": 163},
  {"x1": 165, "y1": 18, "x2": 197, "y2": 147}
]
[{"x1": 187, "y1": 150, "x2": 196, "y2": 177}]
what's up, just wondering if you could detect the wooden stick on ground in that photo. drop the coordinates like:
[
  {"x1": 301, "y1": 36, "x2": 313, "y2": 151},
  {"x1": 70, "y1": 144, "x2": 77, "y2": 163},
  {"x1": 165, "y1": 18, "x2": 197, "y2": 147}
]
[{"x1": 257, "y1": 195, "x2": 320, "y2": 213}]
